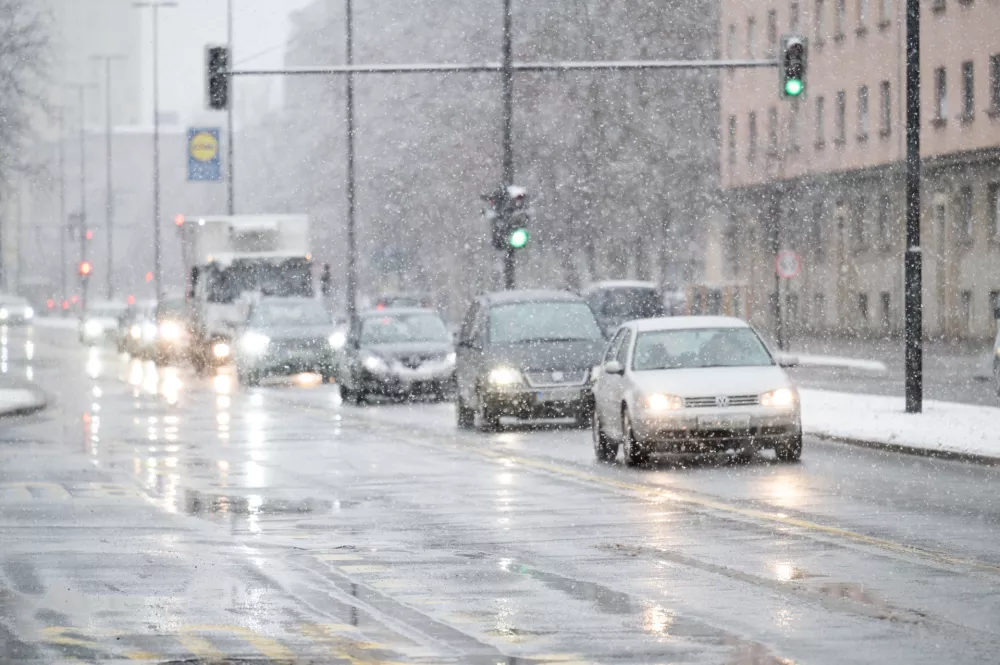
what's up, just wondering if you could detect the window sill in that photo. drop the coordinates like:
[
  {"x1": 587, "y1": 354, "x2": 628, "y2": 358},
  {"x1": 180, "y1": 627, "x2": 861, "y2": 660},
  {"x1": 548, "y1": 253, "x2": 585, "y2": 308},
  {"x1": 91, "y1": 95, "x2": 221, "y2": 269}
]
[
  {"x1": 931, "y1": 117, "x2": 947, "y2": 128},
  {"x1": 855, "y1": 25, "x2": 868, "y2": 37},
  {"x1": 877, "y1": 19, "x2": 891, "y2": 31},
  {"x1": 815, "y1": 139, "x2": 826, "y2": 151},
  {"x1": 878, "y1": 128, "x2": 891, "y2": 139},
  {"x1": 857, "y1": 132, "x2": 869, "y2": 144},
  {"x1": 833, "y1": 32, "x2": 845, "y2": 42}
]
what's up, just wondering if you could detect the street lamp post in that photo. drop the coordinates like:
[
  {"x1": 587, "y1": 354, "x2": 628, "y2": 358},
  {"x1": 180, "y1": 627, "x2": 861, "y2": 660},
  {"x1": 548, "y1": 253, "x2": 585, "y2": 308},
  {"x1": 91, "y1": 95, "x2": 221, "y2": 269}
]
[
  {"x1": 133, "y1": 1, "x2": 177, "y2": 301},
  {"x1": 68, "y1": 83, "x2": 97, "y2": 313},
  {"x1": 226, "y1": 0, "x2": 235, "y2": 215},
  {"x1": 91, "y1": 55, "x2": 126, "y2": 300}
]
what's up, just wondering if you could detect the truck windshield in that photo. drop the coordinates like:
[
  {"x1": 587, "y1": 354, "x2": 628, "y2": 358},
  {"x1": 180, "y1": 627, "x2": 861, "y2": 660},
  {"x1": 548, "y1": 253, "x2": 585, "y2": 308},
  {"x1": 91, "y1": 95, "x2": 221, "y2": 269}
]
[{"x1": 207, "y1": 260, "x2": 313, "y2": 303}]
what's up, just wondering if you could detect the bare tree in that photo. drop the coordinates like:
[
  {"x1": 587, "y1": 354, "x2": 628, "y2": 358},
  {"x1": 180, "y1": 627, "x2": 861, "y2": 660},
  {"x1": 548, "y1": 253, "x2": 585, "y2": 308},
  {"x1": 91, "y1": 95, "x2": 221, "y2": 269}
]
[{"x1": 0, "y1": 0, "x2": 49, "y2": 187}]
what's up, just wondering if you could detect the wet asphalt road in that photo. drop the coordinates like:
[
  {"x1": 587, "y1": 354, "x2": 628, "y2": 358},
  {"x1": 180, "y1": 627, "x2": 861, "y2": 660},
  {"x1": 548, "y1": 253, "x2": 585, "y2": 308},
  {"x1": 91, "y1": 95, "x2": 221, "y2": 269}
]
[{"x1": 2, "y1": 324, "x2": 1000, "y2": 664}]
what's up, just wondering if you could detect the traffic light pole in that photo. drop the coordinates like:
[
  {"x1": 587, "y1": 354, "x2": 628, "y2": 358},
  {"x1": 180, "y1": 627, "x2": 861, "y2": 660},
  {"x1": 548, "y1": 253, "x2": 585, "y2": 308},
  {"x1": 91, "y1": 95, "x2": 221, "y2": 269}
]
[
  {"x1": 500, "y1": 0, "x2": 515, "y2": 290},
  {"x1": 226, "y1": 0, "x2": 235, "y2": 216},
  {"x1": 78, "y1": 86, "x2": 89, "y2": 314},
  {"x1": 345, "y1": 0, "x2": 358, "y2": 320},
  {"x1": 904, "y1": 0, "x2": 923, "y2": 413}
]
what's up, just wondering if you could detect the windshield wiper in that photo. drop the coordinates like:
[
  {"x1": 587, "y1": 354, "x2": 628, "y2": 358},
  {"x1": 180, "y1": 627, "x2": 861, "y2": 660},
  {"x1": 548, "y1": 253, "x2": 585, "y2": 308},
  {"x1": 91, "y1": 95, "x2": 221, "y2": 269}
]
[{"x1": 509, "y1": 337, "x2": 595, "y2": 344}]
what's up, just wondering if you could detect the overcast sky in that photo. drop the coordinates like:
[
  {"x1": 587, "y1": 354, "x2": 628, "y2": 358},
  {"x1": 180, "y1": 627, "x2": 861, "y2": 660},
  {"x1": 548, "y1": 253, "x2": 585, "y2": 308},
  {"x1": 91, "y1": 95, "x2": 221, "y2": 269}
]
[{"x1": 139, "y1": 0, "x2": 313, "y2": 126}]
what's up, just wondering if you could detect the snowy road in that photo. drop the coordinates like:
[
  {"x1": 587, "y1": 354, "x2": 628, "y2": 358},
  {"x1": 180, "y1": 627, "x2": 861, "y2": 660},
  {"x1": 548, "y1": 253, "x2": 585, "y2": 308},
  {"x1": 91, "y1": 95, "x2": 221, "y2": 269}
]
[{"x1": 3, "y1": 324, "x2": 1000, "y2": 664}]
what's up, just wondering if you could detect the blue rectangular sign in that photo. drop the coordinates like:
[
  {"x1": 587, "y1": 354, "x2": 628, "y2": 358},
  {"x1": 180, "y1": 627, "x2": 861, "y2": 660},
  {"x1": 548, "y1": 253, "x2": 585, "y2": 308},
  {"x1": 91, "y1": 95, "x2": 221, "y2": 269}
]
[{"x1": 187, "y1": 127, "x2": 221, "y2": 181}]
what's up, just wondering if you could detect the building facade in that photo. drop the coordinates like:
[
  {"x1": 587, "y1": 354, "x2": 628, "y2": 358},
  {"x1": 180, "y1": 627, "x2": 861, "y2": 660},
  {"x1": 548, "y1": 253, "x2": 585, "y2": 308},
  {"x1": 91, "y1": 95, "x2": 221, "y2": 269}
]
[{"x1": 719, "y1": 0, "x2": 1000, "y2": 339}]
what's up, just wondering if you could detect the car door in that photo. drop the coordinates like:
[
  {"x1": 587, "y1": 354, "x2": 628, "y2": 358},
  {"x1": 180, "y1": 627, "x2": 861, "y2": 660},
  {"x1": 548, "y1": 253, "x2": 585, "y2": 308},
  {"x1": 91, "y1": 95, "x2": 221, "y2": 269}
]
[
  {"x1": 605, "y1": 328, "x2": 633, "y2": 439},
  {"x1": 455, "y1": 302, "x2": 480, "y2": 403},
  {"x1": 595, "y1": 328, "x2": 627, "y2": 433}
]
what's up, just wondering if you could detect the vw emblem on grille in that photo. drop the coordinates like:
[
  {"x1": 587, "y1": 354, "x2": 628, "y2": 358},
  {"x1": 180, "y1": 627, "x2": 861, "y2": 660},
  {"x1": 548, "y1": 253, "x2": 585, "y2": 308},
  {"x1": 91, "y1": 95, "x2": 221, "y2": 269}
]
[
  {"x1": 551, "y1": 371, "x2": 564, "y2": 382},
  {"x1": 715, "y1": 396, "x2": 730, "y2": 408}
]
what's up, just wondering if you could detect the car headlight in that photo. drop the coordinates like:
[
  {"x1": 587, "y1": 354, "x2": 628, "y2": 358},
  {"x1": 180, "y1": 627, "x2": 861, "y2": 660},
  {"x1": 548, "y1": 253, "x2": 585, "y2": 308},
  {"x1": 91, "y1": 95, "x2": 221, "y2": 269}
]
[
  {"x1": 142, "y1": 321, "x2": 158, "y2": 339},
  {"x1": 23, "y1": 307, "x2": 33, "y2": 319},
  {"x1": 445, "y1": 352, "x2": 457, "y2": 365},
  {"x1": 213, "y1": 342, "x2": 231, "y2": 359},
  {"x1": 362, "y1": 353, "x2": 389, "y2": 373},
  {"x1": 130, "y1": 324, "x2": 142, "y2": 340},
  {"x1": 646, "y1": 393, "x2": 684, "y2": 411},
  {"x1": 760, "y1": 387, "x2": 797, "y2": 407},
  {"x1": 240, "y1": 332, "x2": 270, "y2": 355},
  {"x1": 488, "y1": 367, "x2": 523, "y2": 386},
  {"x1": 0, "y1": 308, "x2": 9, "y2": 320},
  {"x1": 84, "y1": 319, "x2": 102, "y2": 336},
  {"x1": 328, "y1": 330, "x2": 347, "y2": 349},
  {"x1": 159, "y1": 320, "x2": 183, "y2": 341}
]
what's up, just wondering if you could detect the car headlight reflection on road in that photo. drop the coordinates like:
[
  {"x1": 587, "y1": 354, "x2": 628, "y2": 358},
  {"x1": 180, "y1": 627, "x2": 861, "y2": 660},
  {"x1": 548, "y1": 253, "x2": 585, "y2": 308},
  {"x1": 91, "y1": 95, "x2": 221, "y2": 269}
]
[
  {"x1": 488, "y1": 367, "x2": 523, "y2": 386},
  {"x1": 760, "y1": 387, "x2": 797, "y2": 407},
  {"x1": 23, "y1": 307, "x2": 33, "y2": 320},
  {"x1": 240, "y1": 332, "x2": 270, "y2": 355},
  {"x1": 159, "y1": 320, "x2": 183, "y2": 341},
  {"x1": 0, "y1": 308, "x2": 8, "y2": 321},
  {"x1": 84, "y1": 319, "x2": 103, "y2": 337},
  {"x1": 328, "y1": 330, "x2": 347, "y2": 349},
  {"x1": 362, "y1": 353, "x2": 389, "y2": 373},
  {"x1": 213, "y1": 342, "x2": 231, "y2": 359},
  {"x1": 646, "y1": 393, "x2": 684, "y2": 411}
]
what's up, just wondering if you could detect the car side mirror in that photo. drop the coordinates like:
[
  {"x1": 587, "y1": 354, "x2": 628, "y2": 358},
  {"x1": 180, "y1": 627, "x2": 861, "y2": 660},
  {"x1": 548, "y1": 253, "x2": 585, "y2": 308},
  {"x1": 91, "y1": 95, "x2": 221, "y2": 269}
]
[
  {"x1": 773, "y1": 353, "x2": 799, "y2": 368},
  {"x1": 603, "y1": 360, "x2": 624, "y2": 375}
]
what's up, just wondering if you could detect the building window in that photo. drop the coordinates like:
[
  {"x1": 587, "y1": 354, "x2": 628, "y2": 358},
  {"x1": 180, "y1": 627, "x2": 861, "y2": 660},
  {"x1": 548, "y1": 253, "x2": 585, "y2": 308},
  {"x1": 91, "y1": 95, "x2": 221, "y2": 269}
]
[
  {"x1": 727, "y1": 24, "x2": 737, "y2": 60},
  {"x1": 768, "y1": 106, "x2": 779, "y2": 154},
  {"x1": 748, "y1": 17, "x2": 757, "y2": 59},
  {"x1": 957, "y1": 185, "x2": 974, "y2": 246},
  {"x1": 961, "y1": 61, "x2": 975, "y2": 122},
  {"x1": 728, "y1": 116, "x2": 737, "y2": 165},
  {"x1": 748, "y1": 111, "x2": 758, "y2": 163},
  {"x1": 834, "y1": 0, "x2": 846, "y2": 39},
  {"x1": 790, "y1": 1, "x2": 801, "y2": 32},
  {"x1": 857, "y1": 0, "x2": 869, "y2": 33},
  {"x1": 858, "y1": 293, "x2": 869, "y2": 325},
  {"x1": 852, "y1": 197, "x2": 866, "y2": 249},
  {"x1": 767, "y1": 11, "x2": 778, "y2": 58},
  {"x1": 815, "y1": 95, "x2": 826, "y2": 147},
  {"x1": 934, "y1": 66, "x2": 947, "y2": 124},
  {"x1": 878, "y1": 0, "x2": 891, "y2": 28},
  {"x1": 810, "y1": 200, "x2": 824, "y2": 256},
  {"x1": 931, "y1": 0, "x2": 946, "y2": 11},
  {"x1": 815, "y1": 0, "x2": 826, "y2": 44},
  {"x1": 790, "y1": 99, "x2": 801, "y2": 150},
  {"x1": 879, "y1": 80, "x2": 892, "y2": 136},
  {"x1": 988, "y1": 182, "x2": 1000, "y2": 241},
  {"x1": 880, "y1": 292, "x2": 891, "y2": 329},
  {"x1": 835, "y1": 90, "x2": 847, "y2": 144},
  {"x1": 877, "y1": 194, "x2": 891, "y2": 250},
  {"x1": 990, "y1": 54, "x2": 1000, "y2": 114},
  {"x1": 857, "y1": 85, "x2": 869, "y2": 140}
]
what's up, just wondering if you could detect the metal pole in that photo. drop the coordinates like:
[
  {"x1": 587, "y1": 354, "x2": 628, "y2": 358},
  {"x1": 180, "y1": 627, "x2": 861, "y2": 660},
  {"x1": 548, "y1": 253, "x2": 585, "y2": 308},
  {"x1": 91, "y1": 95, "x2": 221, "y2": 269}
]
[
  {"x1": 79, "y1": 87, "x2": 89, "y2": 314},
  {"x1": 104, "y1": 58, "x2": 115, "y2": 299},
  {"x1": 501, "y1": 0, "x2": 515, "y2": 290},
  {"x1": 152, "y1": 3, "x2": 162, "y2": 300},
  {"x1": 58, "y1": 108, "x2": 67, "y2": 307},
  {"x1": 904, "y1": 0, "x2": 922, "y2": 413},
  {"x1": 345, "y1": 0, "x2": 358, "y2": 320},
  {"x1": 226, "y1": 0, "x2": 235, "y2": 215}
]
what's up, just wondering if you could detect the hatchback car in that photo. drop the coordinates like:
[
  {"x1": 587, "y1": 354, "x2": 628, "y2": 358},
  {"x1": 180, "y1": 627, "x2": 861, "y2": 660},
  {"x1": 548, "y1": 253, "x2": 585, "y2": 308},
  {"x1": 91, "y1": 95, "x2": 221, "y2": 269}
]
[
  {"x1": 80, "y1": 301, "x2": 127, "y2": 345},
  {"x1": 455, "y1": 290, "x2": 606, "y2": 431},
  {"x1": 582, "y1": 280, "x2": 666, "y2": 336},
  {"x1": 0, "y1": 294, "x2": 34, "y2": 324},
  {"x1": 592, "y1": 316, "x2": 801, "y2": 466},
  {"x1": 235, "y1": 298, "x2": 338, "y2": 386},
  {"x1": 336, "y1": 308, "x2": 455, "y2": 402}
]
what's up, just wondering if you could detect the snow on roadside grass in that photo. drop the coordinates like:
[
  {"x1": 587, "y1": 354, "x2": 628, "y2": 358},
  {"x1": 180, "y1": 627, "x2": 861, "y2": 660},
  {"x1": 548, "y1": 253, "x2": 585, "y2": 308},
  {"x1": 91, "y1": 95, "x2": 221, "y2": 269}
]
[
  {"x1": 0, "y1": 389, "x2": 44, "y2": 415},
  {"x1": 794, "y1": 354, "x2": 888, "y2": 373},
  {"x1": 801, "y1": 389, "x2": 1000, "y2": 459}
]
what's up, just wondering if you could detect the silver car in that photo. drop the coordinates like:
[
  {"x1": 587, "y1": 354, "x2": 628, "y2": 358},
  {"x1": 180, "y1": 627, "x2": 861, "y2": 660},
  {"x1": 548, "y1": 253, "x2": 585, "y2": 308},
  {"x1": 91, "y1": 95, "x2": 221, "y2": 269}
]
[
  {"x1": 591, "y1": 316, "x2": 802, "y2": 466},
  {"x1": 993, "y1": 328, "x2": 999, "y2": 397}
]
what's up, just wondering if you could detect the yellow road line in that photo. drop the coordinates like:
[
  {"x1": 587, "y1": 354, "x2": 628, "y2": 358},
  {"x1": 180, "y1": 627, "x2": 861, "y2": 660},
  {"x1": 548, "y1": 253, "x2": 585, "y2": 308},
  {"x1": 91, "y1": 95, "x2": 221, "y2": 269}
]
[{"x1": 181, "y1": 625, "x2": 296, "y2": 661}]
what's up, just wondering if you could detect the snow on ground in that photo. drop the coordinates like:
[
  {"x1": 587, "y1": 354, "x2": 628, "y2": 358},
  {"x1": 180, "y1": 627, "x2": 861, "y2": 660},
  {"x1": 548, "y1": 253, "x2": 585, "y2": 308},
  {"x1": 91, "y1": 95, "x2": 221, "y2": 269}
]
[
  {"x1": 801, "y1": 388, "x2": 1000, "y2": 459},
  {"x1": 31, "y1": 317, "x2": 79, "y2": 330},
  {"x1": 0, "y1": 389, "x2": 45, "y2": 416},
  {"x1": 794, "y1": 354, "x2": 888, "y2": 373}
]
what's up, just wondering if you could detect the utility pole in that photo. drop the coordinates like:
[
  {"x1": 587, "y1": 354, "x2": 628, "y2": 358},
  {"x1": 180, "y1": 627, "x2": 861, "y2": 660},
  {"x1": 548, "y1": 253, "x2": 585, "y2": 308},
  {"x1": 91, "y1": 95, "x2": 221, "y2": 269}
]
[
  {"x1": 134, "y1": 1, "x2": 177, "y2": 301},
  {"x1": 226, "y1": 0, "x2": 235, "y2": 215},
  {"x1": 345, "y1": 0, "x2": 358, "y2": 320},
  {"x1": 904, "y1": 0, "x2": 923, "y2": 413},
  {"x1": 92, "y1": 55, "x2": 125, "y2": 300},
  {"x1": 500, "y1": 0, "x2": 515, "y2": 290},
  {"x1": 58, "y1": 107, "x2": 67, "y2": 307},
  {"x1": 72, "y1": 83, "x2": 98, "y2": 314}
]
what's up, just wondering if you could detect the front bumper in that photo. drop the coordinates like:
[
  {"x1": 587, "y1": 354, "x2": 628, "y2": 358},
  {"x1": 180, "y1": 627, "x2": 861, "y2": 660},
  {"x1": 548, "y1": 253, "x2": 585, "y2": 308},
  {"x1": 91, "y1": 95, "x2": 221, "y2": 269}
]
[
  {"x1": 633, "y1": 406, "x2": 800, "y2": 451},
  {"x1": 484, "y1": 384, "x2": 594, "y2": 419},
  {"x1": 359, "y1": 367, "x2": 455, "y2": 396},
  {"x1": 244, "y1": 348, "x2": 335, "y2": 377}
]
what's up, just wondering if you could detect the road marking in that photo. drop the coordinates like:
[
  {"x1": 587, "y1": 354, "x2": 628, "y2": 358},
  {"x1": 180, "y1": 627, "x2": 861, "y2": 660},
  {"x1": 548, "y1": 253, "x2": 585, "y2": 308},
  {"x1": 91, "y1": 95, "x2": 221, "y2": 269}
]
[
  {"x1": 0, "y1": 482, "x2": 72, "y2": 500},
  {"x1": 316, "y1": 553, "x2": 362, "y2": 561},
  {"x1": 339, "y1": 564, "x2": 387, "y2": 573},
  {"x1": 181, "y1": 625, "x2": 295, "y2": 661},
  {"x1": 287, "y1": 401, "x2": 1000, "y2": 576}
]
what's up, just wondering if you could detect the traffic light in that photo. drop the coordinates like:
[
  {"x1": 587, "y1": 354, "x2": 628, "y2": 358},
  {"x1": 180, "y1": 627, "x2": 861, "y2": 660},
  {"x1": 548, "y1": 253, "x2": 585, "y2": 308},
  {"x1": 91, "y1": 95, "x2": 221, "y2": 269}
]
[
  {"x1": 145, "y1": 271, "x2": 154, "y2": 283},
  {"x1": 78, "y1": 261, "x2": 92, "y2": 278},
  {"x1": 85, "y1": 229, "x2": 93, "y2": 240},
  {"x1": 780, "y1": 35, "x2": 808, "y2": 99},
  {"x1": 483, "y1": 185, "x2": 531, "y2": 250},
  {"x1": 206, "y1": 46, "x2": 230, "y2": 110},
  {"x1": 174, "y1": 214, "x2": 185, "y2": 227}
]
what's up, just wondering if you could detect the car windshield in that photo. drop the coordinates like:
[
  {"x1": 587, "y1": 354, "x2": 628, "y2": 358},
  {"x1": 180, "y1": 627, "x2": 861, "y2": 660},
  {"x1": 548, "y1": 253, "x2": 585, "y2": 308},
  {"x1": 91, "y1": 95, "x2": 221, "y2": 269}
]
[
  {"x1": 360, "y1": 313, "x2": 450, "y2": 344},
  {"x1": 251, "y1": 301, "x2": 330, "y2": 327},
  {"x1": 597, "y1": 288, "x2": 665, "y2": 320},
  {"x1": 489, "y1": 301, "x2": 603, "y2": 344},
  {"x1": 207, "y1": 259, "x2": 313, "y2": 303},
  {"x1": 632, "y1": 327, "x2": 774, "y2": 370},
  {"x1": 156, "y1": 300, "x2": 186, "y2": 319}
]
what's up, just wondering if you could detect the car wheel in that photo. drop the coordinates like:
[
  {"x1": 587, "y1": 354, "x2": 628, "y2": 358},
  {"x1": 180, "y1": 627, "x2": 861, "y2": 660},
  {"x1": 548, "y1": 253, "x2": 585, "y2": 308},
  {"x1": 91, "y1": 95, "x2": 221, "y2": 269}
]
[
  {"x1": 775, "y1": 433, "x2": 803, "y2": 462},
  {"x1": 592, "y1": 411, "x2": 619, "y2": 463},
  {"x1": 622, "y1": 408, "x2": 648, "y2": 467},
  {"x1": 456, "y1": 395, "x2": 475, "y2": 429},
  {"x1": 475, "y1": 393, "x2": 500, "y2": 432}
]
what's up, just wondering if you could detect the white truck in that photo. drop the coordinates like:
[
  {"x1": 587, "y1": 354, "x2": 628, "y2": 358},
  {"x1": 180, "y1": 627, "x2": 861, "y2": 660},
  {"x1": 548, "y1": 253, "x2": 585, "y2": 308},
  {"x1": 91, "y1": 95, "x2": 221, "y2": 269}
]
[{"x1": 183, "y1": 215, "x2": 313, "y2": 369}]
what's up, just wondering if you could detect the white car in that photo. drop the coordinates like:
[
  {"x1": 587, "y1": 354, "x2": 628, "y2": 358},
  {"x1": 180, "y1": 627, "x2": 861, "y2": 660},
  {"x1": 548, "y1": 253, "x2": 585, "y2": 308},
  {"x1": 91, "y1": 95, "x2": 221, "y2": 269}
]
[
  {"x1": 80, "y1": 301, "x2": 127, "y2": 346},
  {"x1": 0, "y1": 294, "x2": 34, "y2": 324},
  {"x1": 591, "y1": 316, "x2": 802, "y2": 466}
]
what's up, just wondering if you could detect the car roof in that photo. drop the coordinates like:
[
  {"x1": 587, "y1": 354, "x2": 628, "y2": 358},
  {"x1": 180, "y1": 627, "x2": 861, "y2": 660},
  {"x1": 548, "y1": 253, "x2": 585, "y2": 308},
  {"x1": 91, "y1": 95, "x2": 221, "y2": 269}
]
[
  {"x1": 628, "y1": 315, "x2": 751, "y2": 332},
  {"x1": 255, "y1": 297, "x2": 323, "y2": 306},
  {"x1": 479, "y1": 289, "x2": 584, "y2": 306},
  {"x1": 581, "y1": 280, "x2": 660, "y2": 294},
  {"x1": 358, "y1": 306, "x2": 439, "y2": 317}
]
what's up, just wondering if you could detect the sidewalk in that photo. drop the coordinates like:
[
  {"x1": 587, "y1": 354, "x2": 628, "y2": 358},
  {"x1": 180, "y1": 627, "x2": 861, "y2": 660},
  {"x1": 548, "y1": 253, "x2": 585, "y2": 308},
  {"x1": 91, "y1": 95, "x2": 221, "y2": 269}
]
[
  {"x1": 0, "y1": 378, "x2": 46, "y2": 417},
  {"x1": 801, "y1": 388, "x2": 1000, "y2": 462}
]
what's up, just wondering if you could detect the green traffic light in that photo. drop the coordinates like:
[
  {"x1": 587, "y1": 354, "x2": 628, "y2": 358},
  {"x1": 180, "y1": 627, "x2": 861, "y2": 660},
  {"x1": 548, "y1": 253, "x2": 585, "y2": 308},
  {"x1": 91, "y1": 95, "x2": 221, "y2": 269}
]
[
  {"x1": 508, "y1": 228, "x2": 529, "y2": 249},
  {"x1": 785, "y1": 78, "x2": 804, "y2": 96}
]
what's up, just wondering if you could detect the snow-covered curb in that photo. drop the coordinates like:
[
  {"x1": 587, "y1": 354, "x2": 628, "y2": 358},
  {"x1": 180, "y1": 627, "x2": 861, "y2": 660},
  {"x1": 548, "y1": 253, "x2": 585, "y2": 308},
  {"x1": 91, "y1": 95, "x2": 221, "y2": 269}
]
[
  {"x1": 793, "y1": 354, "x2": 888, "y2": 373},
  {"x1": 801, "y1": 389, "x2": 1000, "y2": 462},
  {"x1": 0, "y1": 388, "x2": 46, "y2": 417},
  {"x1": 30, "y1": 317, "x2": 79, "y2": 330}
]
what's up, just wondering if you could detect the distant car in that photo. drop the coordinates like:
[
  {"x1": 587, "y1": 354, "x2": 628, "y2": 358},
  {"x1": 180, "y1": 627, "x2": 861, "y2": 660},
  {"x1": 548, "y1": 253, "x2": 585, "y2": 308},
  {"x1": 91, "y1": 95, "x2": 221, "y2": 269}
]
[
  {"x1": 0, "y1": 294, "x2": 34, "y2": 325},
  {"x1": 119, "y1": 301, "x2": 158, "y2": 356},
  {"x1": 455, "y1": 290, "x2": 605, "y2": 431},
  {"x1": 235, "y1": 297, "x2": 338, "y2": 386},
  {"x1": 582, "y1": 280, "x2": 667, "y2": 336},
  {"x1": 80, "y1": 301, "x2": 127, "y2": 345},
  {"x1": 153, "y1": 298, "x2": 192, "y2": 364},
  {"x1": 591, "y1": 316, "x2": 802, "y2": 466},
  {"x1": 336, "y1": 307, "x2": 455, "y2": 403}
]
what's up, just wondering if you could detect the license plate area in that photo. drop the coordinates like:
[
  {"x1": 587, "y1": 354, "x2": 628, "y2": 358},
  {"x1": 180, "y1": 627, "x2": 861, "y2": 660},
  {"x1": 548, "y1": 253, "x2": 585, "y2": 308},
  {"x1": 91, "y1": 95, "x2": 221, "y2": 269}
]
[
  {"x1": 536, "y1": 389, "x2": 578, "y2": 404},
  {"x1": 697, "y1": 415, "x2": 751, "y2": 430}
]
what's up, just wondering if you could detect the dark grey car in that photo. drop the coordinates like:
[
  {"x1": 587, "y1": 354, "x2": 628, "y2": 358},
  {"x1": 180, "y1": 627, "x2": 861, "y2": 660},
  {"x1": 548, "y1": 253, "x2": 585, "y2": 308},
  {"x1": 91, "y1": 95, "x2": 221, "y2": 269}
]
[
  {"x1": 234, "y1": 298, "x2": 337, "y2": 386},
  {"x1": 455, "y1": 290, "x2": 606, "y2": 432}
]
